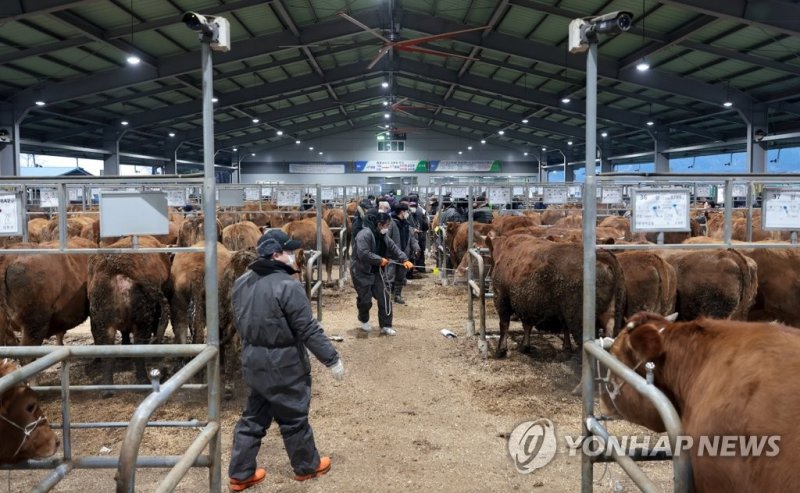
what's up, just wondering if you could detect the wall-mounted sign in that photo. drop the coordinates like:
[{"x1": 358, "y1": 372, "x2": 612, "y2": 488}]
[
  {"x1": 321, "y1": 188, "x2": 335, "y2": 201},
  {"x1": 512, "y1": 187, "x2": 525, "y2": 196},
  {"x1": 489, "y1": 188, "x2": 511, "y2": 205},
  {"x1": 446, "y1": 186, "x2": 468, "y2": 198},
  {"x1": 695, "y1": 184, "x2": 714, "y2": 198},
  {"x1": 289, "y1": 163, "x2": 346, "y2": 174},
  {"x1": 428, "y1": 160, "x2": 500, "y2": 172},
  {"x1": 732, "y1": 183, "x2": 749, "y2": 198},
  {"x1": 631, "y1": 188, "x2": 691, "y2": 233},
  {"x1": 0, "y1": 193, "x2": 22, "y2": 236},
  {"x1": 166, "y1": 189, "x2": 186, "y2": 207},
  {"x1": 245, "y1": 188, "x2": 261, "y2": 201},
  {"x1": 40, "y1": 188, "x2": 58, "y2": 208},
  {"x1": 354, "y1": 160, "x2": 427, "y2": 172},
  {"x1": 762, "y1": 188, "x2": 800, "y2": 230},
  {"x1": 601, "y1": 187, "x2": 623, "y2": 204}
]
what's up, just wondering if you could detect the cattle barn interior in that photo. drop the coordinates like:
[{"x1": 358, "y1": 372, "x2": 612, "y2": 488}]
[{"x1": 2, "y1": 0, "x2": 800, "y2": 492}]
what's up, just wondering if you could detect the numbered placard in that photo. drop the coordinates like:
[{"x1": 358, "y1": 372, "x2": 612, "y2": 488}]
[
  {"x1": 167, "y1": 189, "x2": 186, "y2": 207},
  {"x1": 67, "y1": 188, "x2": 82, "y2": 202},
  {"x1": 568, "y1": 185, "x2": 582, "y2": 199},
  {"x1": 0, "y1": 193, "x2": 22, "y2": 235},
  {"x1": 543, "y1": 187, "x2": 567, "y2": 204},
  {"x1": 277, "y1": 189, "x2": 302, "y2": 207},
  {"x1": 512, "y1": 187, "x2": 524, "y2": 196},
  {"x1": 601, "y1": 187, "x2": 623, "y2": 204},
  {"x1": 631, "y1": 188, "x2": 691, "y2": 233},
  {"x1": 40, "y1": 188, "x2": 58, "y2": 208},
  {"x1": 762, "y1": 189, "x2": 800, "y2": 230},
  {"x1": 695, "y1": 184, "x2": 714, "y2": 199},
  {"x1": 488, "y1": 188, "x2": 511, "y2": 205},
  {"x1": 447, "y1": 187, "x2": 468, "y2": 198},
  {"x1": 245, "y1": 188, "x2": 261, "y2": 201},
  {"x1": 732, "y1": 183, "x2": 749, "y2": 198},
  {"x1": 321, "y1": 188, "x2": 334, "y2": 201}
]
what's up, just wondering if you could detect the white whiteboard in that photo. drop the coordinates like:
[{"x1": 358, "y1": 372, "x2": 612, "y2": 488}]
[
  {"x1": 40, "y1": 188, "x2": 58, "y2": 208},
  {"x1": 166, "y1": 189, "x2": 186, "y2": 207},
  {"x1": 277, "y1": 189, "x2": 302, "y2": 207},
  {"x1": 321, "y1": 188, "x2": 334, "y2": 201},
  {"x1": 762, "y1": 189, "x2": 800, "y2": 230},
  {"x1": 631, "y1": 189, "x2": 691, "y2": 232},
  {"x1": 732, "y1": 183, "x2": 749, "y2": 198},
  {"x1": 0, "y1": 194, "x2": 22, "y2": 236},
  {"x1": 67, "y1": 188, "x2": 82, "y2": 201},
  {"x1": 543, "y1": 187, "x2": 567, "y2": 204},
  {"x1": 512, "y1": 187, "x2": 524, "y2": 196},
  {"x1": 601, "y1": 187, "x2": 623, "y2": 204},
  {"x1": 99, "y1": 191, "x2": 168, "y2": 238},
  {"x1": 245, "y1": 188, "x2": 260, "y2": 201},
  {"x1": 489, "y1": 188, "x2": 511, "y2": 205},
  {"x1": 568, "y1": 185, "x2": 582, "y2": 199}
]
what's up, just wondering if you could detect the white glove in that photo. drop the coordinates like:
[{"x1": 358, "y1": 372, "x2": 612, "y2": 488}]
[{"x1": 329, "y1": 359, "x2": 345, "y2": 381}]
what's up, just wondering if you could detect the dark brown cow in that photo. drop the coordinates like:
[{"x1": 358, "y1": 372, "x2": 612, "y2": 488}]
[
  {"x1": 445, "y1": 222, "x2": 494, "y2": 269},
  {"x1": 88, "y1": 236, "x2": 171, "y2": 383},
  {"x1": 659, "y1": 248, "x2": 757, "y2": 321},
  {"x1": 169, "y1": 241, "x2": 233, "y2": 345},
  {"x1": 221, "y1": 221, "x2": 261, "y2": 251},
  {"x1": 218, "y1": 248, "x2": 258, "y2": 375},
  {"x1": 323, "y1": 208, "x2": 352, "y2": 253},
  {"x1": 741, "y1": 247, "x2": 800, "y2": 327},
  {"x1": 644, "y1": 217, "x2": 704, "y2": 244},
  {"x1": 598, "y1": 216, "x2": 632, "y2": 241},
  {"x1": 282, "y1": 218, "x2": 336, "y2": 284},
  {"x1": 177, "y1": 215, "x2": 223, "y2": 247},
  {"x1": 600, "y1": 312, "x2": 800, "y2": 493},
  {"x1": 0, "y1": 359, "x2": 59, "y2": 464},
  {"x1": 488, "y1": 235, "x2": 625, "y2": 357},
  {"x1": 616, "y1": 251, "x2": 677, "y2": 323},
  {"x1": 1, "y1": 238, "x2": 95, "y2": 347}
]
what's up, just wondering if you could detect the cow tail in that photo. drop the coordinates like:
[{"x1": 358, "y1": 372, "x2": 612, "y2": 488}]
[
  {"x1": 190, "y1": 280, "x2": 206, "y2": 343},
  {"x1": 657, "y1": 254, "x2": 678, "y2": 315},
  {"x1": 154, "y1": 292, "x2": 170, "y2": 344},
  {"x1": 599, "y1": 249, "x2": 626, "y2": 335},
  {"x1": 727, "y1": 248, "x2": 756, "y2": 320}
]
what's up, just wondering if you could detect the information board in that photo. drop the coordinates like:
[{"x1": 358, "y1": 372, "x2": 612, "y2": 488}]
[
  {"x1": 321, "y1": 188, "x2": 334, "y2": 201},
  {"x1": 0, "y1": 193, "x2": 22, "y2": 236},
  {"x1": 695, "y1": 184, "x2": 714, "y2": 199},
  {"x1": 289, "y1": 163, "x2": 346, "y2": 174},
  {"x1": 99, "y1": 191, "x2": 168, "y2": 238},
  {"x1": 631, "y1": 188, "x2": 691, "y2": 233},
  {"x1": 762, "y1": 188, "x2": 800, "y2": 230},
  {"x1": 447, "y1": 187, "x2": 468, "y2": 199},
  {"x1": 166, "y1": 189, "x2": 186, "y2": 207},
  {"x1": 244, "y1": 188, "x2": 260, "y2": 201},
  {"x1": 732, "y1": 183, "x2": 749, "y2": 198},
  {"x1": 543, "y1": 187, "x2": 567, "y2": 204},
  {"x1": 67, "y1": 188, "x2": 82, "y2": 201},
  {"x1": 512, "y1": 187, "x2": 525, "y2": 196},
  {"x1": 218, "y1": 189, "x2": 245, "y2": 207},
  {"x1": 40, "y1": 188, "x2": 58, "y2": 208},
  {"x1": 568, "y1": 185, "x2": 582, "y2": 199},
  {"x1": 601, "y1": 187, "x2": 623, "y2": 204},
  {"x1": 488, "y1": 188, "x2": 511, "y2": 205},
  {"x1": 277, "y1": 189, "x2": 302, "y2": 207}
]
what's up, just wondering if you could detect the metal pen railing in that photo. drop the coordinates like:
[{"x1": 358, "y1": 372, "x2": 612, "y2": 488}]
[{"x1": 305, "y1": 250, "x2": 323, "y2": 321}]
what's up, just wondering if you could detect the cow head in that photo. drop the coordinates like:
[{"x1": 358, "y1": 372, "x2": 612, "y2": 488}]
[
  {"x1": 597, "y1": 312, "x2": 677, "y2": 432},
  {"x1": 0, "y1": 371, "x2": 59, "y2": 463}
]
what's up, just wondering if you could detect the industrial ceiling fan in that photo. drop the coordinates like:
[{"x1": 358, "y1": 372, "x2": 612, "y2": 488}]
[
  {"x1": 337, "y1": 11, "x2": 488, "y2": 69},
  {"x1": 385, "y1": 97, "x2": 438, "y2": 117}
]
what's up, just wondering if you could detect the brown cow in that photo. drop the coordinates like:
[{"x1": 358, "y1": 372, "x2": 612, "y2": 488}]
[
  {"x1": 218, "y1": 248, "x2": 258, "y2": 375},
  {"x1": 598, "y1": 216, "x2": 632, "y2": 241},
  {"x1": 445, "y1": 222, "x2": 494, "y2": 269},
  {"x1": 658, "y1": 248, "x2": 757, "y2": 321},
  {"x1": 169, "y1": 241, "x2": 232, "y2": 345},
  {"x1": 323, "y1": 208, "x2": 352, "y2": 254},
  {"x1": 221, "y1": 221, "x2": 261, "y2": 251},
  {"x1": 644, "y1": 217, "x2": 703, "y2": 244},
  {"x1": 491, "y1": 215, "x2": 540, "y2": 235},
  {"x1": 88, "y1": 236, "x2": 172, "y2": 384},
  {"x1": 27, "y1": 218, "x2": 50, "y2": 243},
  {"x1": 40, "y1": 217, "x2": 84, "y2": 242},
  {"x1": 616, "y1": 251, "x2": 677, "y2": 322},
  {"x1": 0, "y1": 359, "x2": 59, "y2": 464},
  {"x1": 741, "y1": 246, "x2": 800, "y2": 327},
  {"x1": 282, "y1": 218, "x2": 336, "y2": 284},
  {"x1": 177, "y1": 215, "x2": 223, "y2": 247},
  {"x1": 488, "y1": 235, "x2": 625, "y2": 357},
  {"x1": 1, "y1": 238, "x2": 95, "y2": 347},
  {"x1": 600, "y1": 312, "x2": 800, "y2": 493}
]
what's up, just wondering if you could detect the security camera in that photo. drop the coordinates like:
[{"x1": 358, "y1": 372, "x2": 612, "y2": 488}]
[
  {"x1": 569, "y1": 11, "x2": 634, "y2": 53},
  {"x1": 181, "y1": 12, "x2": 231, "y2": 52},
  {"x1": 754, "y1": 129, "x2": 766, "y2": 142},
  {"x1": 0, "y1": 129, "x2": 9, "y2": 143}
]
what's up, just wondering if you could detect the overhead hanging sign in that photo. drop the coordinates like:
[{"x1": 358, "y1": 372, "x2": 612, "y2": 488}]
[
  {"x1": 428, "y1": 160, "x2": 501, "y2": 172},
  {"x1": 762, "y1": 188, "x2": 800, "y2": 230},
  {"x1": 289, "y1": 163, "x2": 346, "y2": 174},
  {"x1": 631, "y1": 188, "x2": 691, "y2": 233},
  {"x1": 277, "y1": 189, "x2": 302, "y2": 207},
  {"x1": 543, "y1": 186, "x2": 567, "y2": 204},
  {"x1": 354, "y1": 160, "x2": 427, "y2": 172},
  {"x1": 0, "y1": 193, "x2": 22, "y2": 236}
]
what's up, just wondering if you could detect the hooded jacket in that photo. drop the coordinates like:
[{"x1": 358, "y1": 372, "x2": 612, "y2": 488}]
[
  {"x1": 350, "y1": 217, "x2": 407, "y2": 287},
  {"x1": 233, "y1": 258, "x2": 339, "y2": 390}
]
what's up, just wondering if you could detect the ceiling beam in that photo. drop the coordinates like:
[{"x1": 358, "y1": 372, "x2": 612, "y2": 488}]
[
  {"x1": 658, "y1": 0, "x2": 800, "y2": 38},
  {"x1": 0, "y1": 0, "x2": 90, "y2": 21},
  {"x1": 618, "y1": 15, "x2": 718, "y2": 70}
]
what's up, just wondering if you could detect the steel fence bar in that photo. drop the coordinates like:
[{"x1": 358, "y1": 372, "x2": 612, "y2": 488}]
[
  {"x1": 0, "y1": 347, "x2": 69, "y2": 393},
  {"x1": 586, "y1": 417, "x2": 659, "y2": 492},
  {"x1": 61, "y1": 361, "x2": 71, "y2": 461},
  {"x1": 32, "y1": 384, "x2": 207, "y2": 393},
  {"x1": 0, "y1": 344, "x2": 205, "y2": 358},
  {"x1": 154, "y1": 422, "x2": 220, "y2": 493},
  {"x1": 47, "y1": 420, "x2": 207, "y2": 429},
  {"x1": 31, "y1": 461, "x2": 73, "y2": 493}
]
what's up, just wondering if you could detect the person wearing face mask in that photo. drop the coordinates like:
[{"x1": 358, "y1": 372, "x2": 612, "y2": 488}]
[
  {"x1": 388, "y1": 202, "x2": 420, "y2": 304},
  {"x1": 406, "y1": 198, "x2": 429, "y2": 277},
  {"x1": 228, "y1": 229, "x2": 343, "y2": 491},
  {"x1": 350, "y1": 209, "x2": 413, "y2": 336}
]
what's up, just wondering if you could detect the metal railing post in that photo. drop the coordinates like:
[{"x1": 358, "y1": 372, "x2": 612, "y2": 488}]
[
  {"x1": 61, "y1": 361, "x2": 72, "y2": 461},
  {"x1": 466, "y1": 185, "x2": 474, "y2": 337},
  {"x1": 316, "y1": 184, "x2": 323, "y2": 319}
]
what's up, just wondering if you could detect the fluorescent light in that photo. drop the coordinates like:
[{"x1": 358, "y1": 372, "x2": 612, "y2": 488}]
[
  {"x1": 498, "y1": 130, "x2": 504, "y2": 135},
  {"x1": 168, "y1": 132, "x2": 176, "y2": 137},
  {"x1": 522, "y1": 119, "x2": 529, "y2": 123},
  {"x1": 35, "y1": 100, "x2": 46, "y2": 107},
  {"x1": 126, "y1": 55, "x2": 141, "y2": 65},
  {"x1": 276, "y1": 130, "x2": 283, "y2": 136},
  {"x1": 384, "y1": 113, "x2": 390, "y2": 118},
  {"x1": 723, "y1": 101, "x2": 733, "y2": 107},
  {"x1": 211, "y1": 97, "x2": 218, "y2": 103},
  {"x1": 121, "y1": 120, "x2": 129, "y2": 126},
  {"x1": 252, "y1": 118, "x2": 259, "y2": 123},
  {"x1": 295, "y1": 140, "x2": 301, "y2": 144},
  {"x1": 480, "y1": 139, "x2": 486, "y2": 144},
  {"x1": 383, "y1": 101, "x2": 389, "y2": 106},
  {"x1": 381, "y1": 81, "x2": 389, "y2": 88},
  {"x1": 458, "y1": 151, "x2": 463, "y2": 155},
  {"x1": 467, "y1": 146, "x2": 472, "y2": 150},
  {"x1": 233, "y1": 147, "x2": 238, "y2": 151},
  {"x1": 646, "y1": 120, "x2": 654, "y2": 126},
  {"x1": 601, "y1": 132, "x2": 608, "y2": 138},
  {"x1": 561, "y1": 97, "x2": 571, "y2": 103},
  {"x1": 567, "y1": 141, "x2": 573, "y2": 146},
  {"x1": 250, "y1": 153, "x2": 255, "y2": 156},
  {"x1": 636, "y1": 61, "x2": 650, "y2": 71}
]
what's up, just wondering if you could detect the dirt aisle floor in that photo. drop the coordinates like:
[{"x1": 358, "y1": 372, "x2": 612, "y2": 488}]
[{"x1": 8, "y1": 269, "x2": 673, "y2": 492}]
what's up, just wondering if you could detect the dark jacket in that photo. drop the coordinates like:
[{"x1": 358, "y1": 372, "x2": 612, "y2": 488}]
[
  {"x1": 350, "y1": 223, "x2": 407, "y2": 287},
  {"x1": 390, "y1": 215, "x2": 420, "y2": 259},
  {"x1": 233, "y1": 259, "x2": 339, "y2": 390}
]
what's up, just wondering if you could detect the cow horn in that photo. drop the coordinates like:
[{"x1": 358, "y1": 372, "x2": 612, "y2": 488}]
[{"x1": 665, "y1": 312, "x2": 679, "y2": 322}]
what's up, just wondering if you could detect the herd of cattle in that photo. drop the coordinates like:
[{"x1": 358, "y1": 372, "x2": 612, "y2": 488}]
[{"x1": 3, "y1": 199, "x2": 800, "y2": 491}]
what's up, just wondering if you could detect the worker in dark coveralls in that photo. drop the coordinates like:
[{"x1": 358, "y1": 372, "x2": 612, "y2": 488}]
[
  {"x1": 351, "y1": 209, "x2": 414, "y2": 336},
  {"x1": 228, "y1": 229, "x2": 345, "y2": 491}
]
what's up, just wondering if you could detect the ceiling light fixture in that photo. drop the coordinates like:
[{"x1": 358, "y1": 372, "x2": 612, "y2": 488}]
[
  {"x1": 567, "y1": 141, "x2": 573, "y2": 146},
  {"x1": 458, "y1": 151, "x2": 463, "y2": 155},
  {"x1": 319, "y1": 151, "x2": 323, "y2": 155},
  {"x1": 498, "y1": 130, "x2": 504, "y2": 135},
  {"x1": 251, "y1": 153, "x2": 255, "y2": 157},
  {"x1": 541, "y1": 147, "x2": 547, "y2": 151},
  {"x1": 121, "y1": 120, "x2": 129, "y2": 126},
  {"x1": 233, "y1": 147, "x2": 238, "y2": 151},
  {"x1": 601, "y1": 132, "x2": 608, "y2": 138},
  {"x1": 467, "y1": 146, "x2": 472, "y2": 150},
  {"x1": 723, "y1": 101, "x2": 733, "y2": 108},
  {"x1": 561, "y1": 97, "x2": 571, "y2": 103},
  {"x1": 309, "y1": 146, "x2": 314, "y2": 150},
  {"x1": 35, "y1": 100, "x2": 46, "y2": 106},
  {"x1": 126, "y1": 55, "x2": 141, "y2": 65},
  {"x1": 295, "y1": 140, "x2": 301, "y2": 144},
  {"x1": 636, "y1": 61, "x2": 650, "y2": 71},
  {"x1": 522, "y1": 119, "x2": 529, "y2": 123},
  {"x1": 381, "y1": 81, "x2": 389, "y2": 88},
  {"x1": 646, "y1": 120, "x2": 654, "y2": 126},
  {"x1": 383, "y1": 101, "x2": 389, "y2": 106},
  {"x1": 211, "y1": 97, "x2": 218, "y2": 103},
  {"x1": 524, "y1": 152, "x2": 528, "y2": 156},
  {"x1": 252, "y1": 118, "x2": 259, "y2": 123},
  {"x1": 276, "y1": 130, "x2": 283, "y2": 136},
  {"x1": 168, "y1": 132, "x2": 176, "y2": 137},
  {"x1": 480, "y1": 139, "x2": 486, "y2": 144},
  {"x1": 636, "y1": 0, "x2": 650, "y2": 72}
]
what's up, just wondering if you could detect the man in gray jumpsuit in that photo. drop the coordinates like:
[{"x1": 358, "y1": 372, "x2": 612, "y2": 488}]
[
  {"x1": 350, "y1": 210, "x2": 413, "y2": 336},
  {"x1": 228, "y1": 230, "x2": 345, "y2": 491}
]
